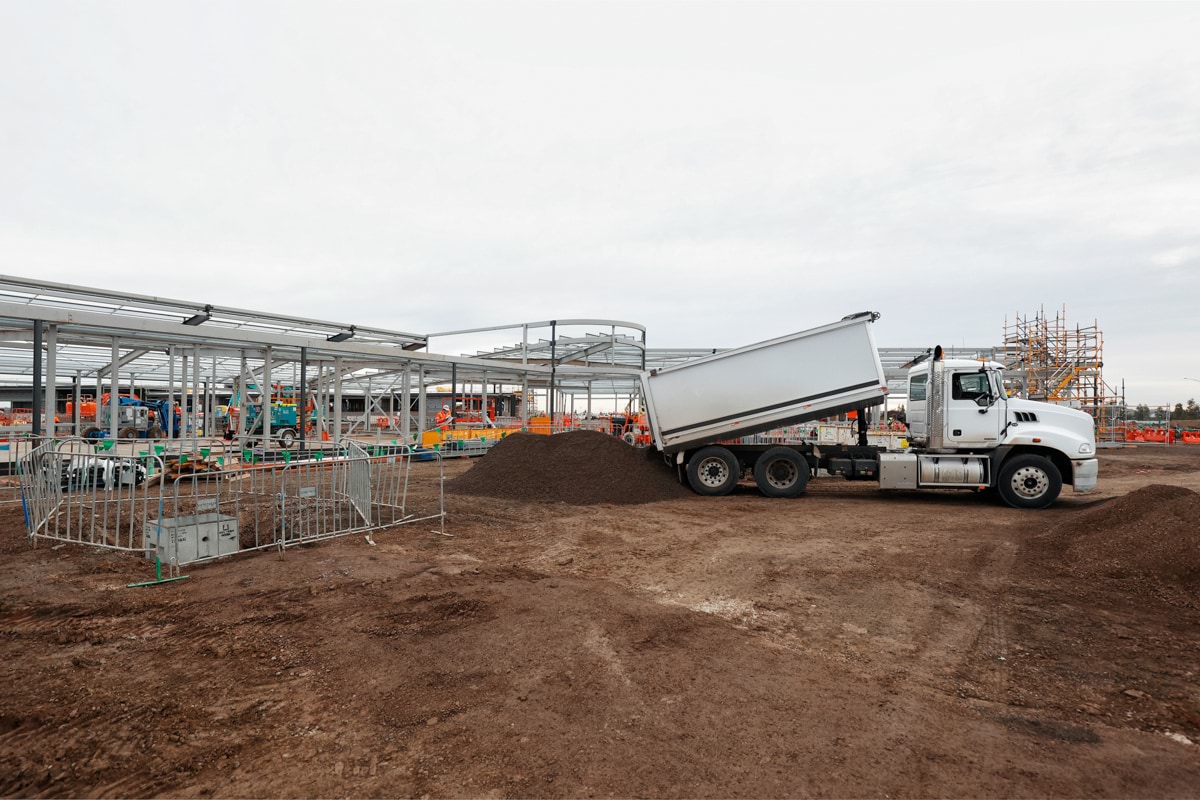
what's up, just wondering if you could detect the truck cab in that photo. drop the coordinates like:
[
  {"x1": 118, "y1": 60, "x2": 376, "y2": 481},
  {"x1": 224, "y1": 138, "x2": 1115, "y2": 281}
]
[{"x1": 904, "y1": 358, "x2": 1098, "y2": 507}]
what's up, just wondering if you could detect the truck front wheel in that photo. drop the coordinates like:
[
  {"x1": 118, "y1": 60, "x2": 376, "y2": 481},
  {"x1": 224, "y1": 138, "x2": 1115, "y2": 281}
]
[
  {"x1": 753, "y1": 447, "x2": 809, "y2": 498},
  {"x1": 997, "y1": 454, "x2": 1062, "y2": 509},
  {"x1": 686, "y1": 446, "x2": 740, "y2": 496}
]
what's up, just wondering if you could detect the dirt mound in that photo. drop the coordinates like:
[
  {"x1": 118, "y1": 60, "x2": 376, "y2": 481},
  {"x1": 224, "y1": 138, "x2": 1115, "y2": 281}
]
[
  {"x1": 1050, "y1": 484, "x2": 1200, "y2": 605},
  {"x1": 447, "y1": 430, "x2": 689, "y2": 505}
]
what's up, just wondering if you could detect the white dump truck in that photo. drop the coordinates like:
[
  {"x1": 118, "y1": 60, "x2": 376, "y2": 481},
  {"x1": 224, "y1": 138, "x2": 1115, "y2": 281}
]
[{"x1": 639, "y1": 312, "x2": 1098, "y2": 509}]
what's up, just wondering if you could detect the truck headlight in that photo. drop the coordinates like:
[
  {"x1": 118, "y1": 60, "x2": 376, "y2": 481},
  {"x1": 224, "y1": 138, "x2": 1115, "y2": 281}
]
[{"x1": 1078, "y1": 443, "x2": 1093, "y2": 454}]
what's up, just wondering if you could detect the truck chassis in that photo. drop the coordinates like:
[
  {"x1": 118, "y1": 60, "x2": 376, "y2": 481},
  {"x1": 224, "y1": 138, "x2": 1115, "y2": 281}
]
[{"x1": 678, "y1": 440, "x2": 1075, "y2": 510}]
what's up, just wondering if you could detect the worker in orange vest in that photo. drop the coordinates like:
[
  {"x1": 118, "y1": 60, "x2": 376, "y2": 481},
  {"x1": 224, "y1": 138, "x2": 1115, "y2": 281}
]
[{"x1": 435, "y1": 404, "x2": 453, "y2": 431}]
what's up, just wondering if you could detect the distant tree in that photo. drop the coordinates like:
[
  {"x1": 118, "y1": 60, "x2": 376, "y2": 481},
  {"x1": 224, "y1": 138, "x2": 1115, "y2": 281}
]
[
  {"x1": 1187, "y1": 398, "x2": 1200, "y2": 420},
  {"x1": 1174, "y1": 403, "x2": 1186, "y2": 419},
  {"x1": 1134, "y1": 403, "x2": 1151, "y2": 420}
]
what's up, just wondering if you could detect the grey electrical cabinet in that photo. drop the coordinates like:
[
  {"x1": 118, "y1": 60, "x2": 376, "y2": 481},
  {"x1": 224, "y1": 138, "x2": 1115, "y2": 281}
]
[{"x1": 144, "y1": 513, "x2": 240, "y2": 565}]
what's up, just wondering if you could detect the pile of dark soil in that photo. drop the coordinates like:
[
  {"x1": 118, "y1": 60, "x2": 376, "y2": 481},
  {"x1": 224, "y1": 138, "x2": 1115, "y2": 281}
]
[
  {"x1": 1050, "y1": 484, "x2": 1200, "y2": 605},
  {"x1": 447, "y1": 430, "x2": 689, "y2": 505}
]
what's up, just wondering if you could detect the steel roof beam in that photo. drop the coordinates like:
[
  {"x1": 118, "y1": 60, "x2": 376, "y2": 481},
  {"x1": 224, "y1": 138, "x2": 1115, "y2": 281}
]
[
  {"x1": 426, "y1": 318, "x2": 646, "y2": 338},
  {"x1": 0, "y1": 301, "x2": 548, "y2": 377},
  {"x1": 0, "y1": 275, "x2": 428, "y2": 346}
]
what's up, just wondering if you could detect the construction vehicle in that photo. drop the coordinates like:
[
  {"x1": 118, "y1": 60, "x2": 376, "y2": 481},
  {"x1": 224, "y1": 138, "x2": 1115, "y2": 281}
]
[
  {"x1": 240, "y1": 401, "x2": 311, "y2": 449},
  {"x1": 639, "y1": 312, "x2": 1097, "y2": 509},
  {"x1": 83, "y1": 395, "x2": 182, "y2": 440},
  {"x1": 606, "y1": 411, "x2": 651, "y2": 447},
  {"x1": 219, "y1": 381, "x2": 316, "y2": 448}
]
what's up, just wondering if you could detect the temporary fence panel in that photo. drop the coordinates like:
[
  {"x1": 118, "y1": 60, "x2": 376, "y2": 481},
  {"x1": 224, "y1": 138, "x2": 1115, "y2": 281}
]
[
  {"x1": 16, "y1": 439, "x2": 61, "y2": 535},
  {"x1": 344, "y1": 441, "x2": 374, "y2": 527},
  {"x1": 18, "y1": 437, "x2": 445, "y2": 564},
  {"x1": 20, "y1": 440, "x2": 166, "y2": 552}
]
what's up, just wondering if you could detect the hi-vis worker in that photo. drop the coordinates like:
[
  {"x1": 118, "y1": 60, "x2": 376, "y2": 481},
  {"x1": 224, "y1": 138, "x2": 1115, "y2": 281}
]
[{"x1": 435, "y1": 404, "x2": 453, "y2": 431}]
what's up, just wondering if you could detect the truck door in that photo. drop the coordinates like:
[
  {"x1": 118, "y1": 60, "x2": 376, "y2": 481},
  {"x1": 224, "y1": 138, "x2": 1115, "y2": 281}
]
[
  {"x1": 945, "y1": 370, "x2": 1001, "y2": 446},
  {"x1": 906, "y1": 372, "x2": 927, "y2": 440}
]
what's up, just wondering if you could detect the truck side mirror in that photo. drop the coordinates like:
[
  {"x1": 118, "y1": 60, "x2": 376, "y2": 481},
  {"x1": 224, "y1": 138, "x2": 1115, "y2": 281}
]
[{"x1": 974, "y1": 395, "x2": 990, "y2": 407}]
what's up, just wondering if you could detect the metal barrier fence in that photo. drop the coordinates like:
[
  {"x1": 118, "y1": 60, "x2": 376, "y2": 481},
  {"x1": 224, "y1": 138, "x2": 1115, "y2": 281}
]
[
  {"x1": 15, "y1": 438, "x2": 58, "y2": 535},
  {"x1": 15, "y1": 437, "x2": 445, "y2": 564},
  {"x1": 16, "y1": 437, "x2": 166, "y2": 550}
]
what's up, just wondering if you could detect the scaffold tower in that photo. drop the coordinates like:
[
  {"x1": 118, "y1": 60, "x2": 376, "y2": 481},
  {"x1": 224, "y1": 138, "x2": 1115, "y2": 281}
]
[{"x1": 1000, "y1": 306, "x2": 1125, "y2": 441}]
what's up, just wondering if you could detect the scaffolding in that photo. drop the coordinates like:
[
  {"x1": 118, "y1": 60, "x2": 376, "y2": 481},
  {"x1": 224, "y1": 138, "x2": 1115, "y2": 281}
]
[{"x1": 1000, "y1": 306, "x2": 1126, "y2": 442}]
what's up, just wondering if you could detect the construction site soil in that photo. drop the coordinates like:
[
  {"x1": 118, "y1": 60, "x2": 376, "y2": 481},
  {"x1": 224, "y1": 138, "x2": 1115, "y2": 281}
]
[
  {"x1": 1, "y1": 443, "x2": 1199, "y2": 797},
  {"x1": 447, "y1": 431, "x2": 690, "y2": 505}
]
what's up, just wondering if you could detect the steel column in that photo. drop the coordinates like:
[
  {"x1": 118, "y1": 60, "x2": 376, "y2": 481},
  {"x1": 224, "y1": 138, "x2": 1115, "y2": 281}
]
[
  {"x1": 333, "y1": 357, "x2": 343, "y2": 446},
  {"x1": 263, "y1": 346, "x2": 272, "y2": 446},
  {"x1": 549, "y1": 320, "x2": 557, "y2": 423},
  {"x1": 167, "y1": 346, "x2": 176, "y2": 438},
  {"x1": 481, "y1": 372, "x2": 489, "y2": 427},
  {"x1": 364, "y1": 373, "x2": 372, "y2": 438},
  {"x1": 417, "y1": 366, "x2": 426, "y2": 439},
  {"x1": 401, "y1": 363, "x2": 411, "y2": 442},
  {"x1": 299, "y1": 346, "x2": 307, "y2": 452},
  {"x1": 109, "y1": 337, "x2": 120, "y2": 439},
  {"x1": 237, "y1": 353, "x2": 248, "y2": 449},
  {"x1": 72, "y1": 372, "x2": 81, "y2": 437},
  {"x1": 43, "y1": 324, "x2": 56, "y2": 436},
  {"x1": 192, "y1": 346, "x2": 200, "y2": 451},
  {"x1": 31, "y1": 321, "x2": 42, "y2": 437}
]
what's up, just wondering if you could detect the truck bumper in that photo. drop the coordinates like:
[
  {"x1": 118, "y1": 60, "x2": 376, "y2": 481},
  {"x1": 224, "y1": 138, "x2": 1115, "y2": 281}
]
[{"x1": 1072, "y1": 458, "x2": 1099, "y2": 494}]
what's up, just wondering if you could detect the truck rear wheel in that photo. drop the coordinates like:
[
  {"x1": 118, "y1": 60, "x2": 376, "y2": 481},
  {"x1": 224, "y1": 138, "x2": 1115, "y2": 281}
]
[
  {"x1": 753, "y1": 447, "x2": 809, "y2": 498},
  {"x1": 118, "y1": 426, "x2": 138, "y2": 439},
  {"x1": 686, "y1": 446, "x2": 740, "y2": 496},
  {"x1": 997, "y1": 454, "x2": 1062, "y2": 509},
  {"x1": 277, "y1": 428, "x2": 297, "y2": 449}
]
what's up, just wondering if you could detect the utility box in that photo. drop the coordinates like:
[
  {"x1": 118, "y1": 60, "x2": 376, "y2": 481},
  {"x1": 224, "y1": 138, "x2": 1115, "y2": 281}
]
[
  {"x1": 144, "y1": 513, "x2": 240, "y2": 565},
  {"x1": 878, "y1": 452, "x2": 918, "y2": 490}
]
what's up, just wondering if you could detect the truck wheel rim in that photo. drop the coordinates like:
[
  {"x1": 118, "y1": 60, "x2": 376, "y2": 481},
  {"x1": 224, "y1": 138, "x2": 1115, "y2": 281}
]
[
  {"x1": 766, "y1": 458, "x2": 798, "y2": 489},
  {"x1": 698, "y1": 457, "x2": 730, "y2": 488},
  {"x1": 1011, "y1": 466, "x2": 1049, "y2": 499}
]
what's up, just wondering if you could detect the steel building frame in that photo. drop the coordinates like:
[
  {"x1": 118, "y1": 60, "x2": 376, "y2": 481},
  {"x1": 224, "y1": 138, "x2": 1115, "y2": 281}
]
[{"x1": 0, "y1": 276, "x2": 638, "y2": 448}]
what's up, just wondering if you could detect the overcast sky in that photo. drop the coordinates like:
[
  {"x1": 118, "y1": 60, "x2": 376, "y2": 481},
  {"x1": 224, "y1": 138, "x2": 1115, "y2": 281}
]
[{"x1": 2, "y1": 1, "x2": 1198, "y2": 404}]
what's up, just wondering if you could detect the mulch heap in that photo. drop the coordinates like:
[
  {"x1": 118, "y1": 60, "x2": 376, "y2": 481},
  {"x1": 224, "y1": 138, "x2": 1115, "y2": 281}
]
[
  {"x1": 446, "y1": 430, "x2": 689, "y2": 505},
  {"x1": 1050, "y1": 484, "x2": 1200, "y2": 606}
]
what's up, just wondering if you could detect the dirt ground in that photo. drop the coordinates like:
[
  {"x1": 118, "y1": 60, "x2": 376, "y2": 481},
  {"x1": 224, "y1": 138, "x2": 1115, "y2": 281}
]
[{"x1": 2, "y1": 445, "x2": 1199, "y2": 798}]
